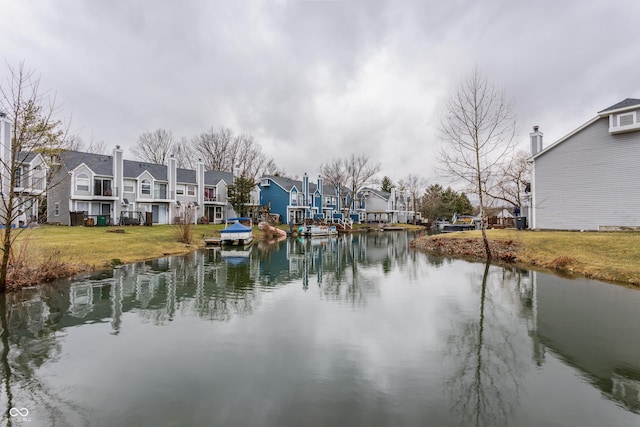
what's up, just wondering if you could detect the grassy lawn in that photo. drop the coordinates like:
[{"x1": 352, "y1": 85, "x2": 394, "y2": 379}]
[
  {"x1": 11, "y1": 224, "x2": 228, "y2": 270},
  {"x1": 435, "y1": 229, "x2": 640, "y2": 285}
]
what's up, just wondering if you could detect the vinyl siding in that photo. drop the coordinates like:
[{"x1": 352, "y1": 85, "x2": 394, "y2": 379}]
[
  {"x1": 533, "y1": 117, "x2": 640, "y2": 230},
  {"x1": 259, "y1": 180, "x2": 290, "y2": 223},
  {"x1": 47, "y1": 169, "x2": 72, "y2": 224}
]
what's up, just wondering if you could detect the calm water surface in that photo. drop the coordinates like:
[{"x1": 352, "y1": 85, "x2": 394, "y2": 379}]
[{"x1": 1, "y1": 232, "x2": 639, "y2": 426}]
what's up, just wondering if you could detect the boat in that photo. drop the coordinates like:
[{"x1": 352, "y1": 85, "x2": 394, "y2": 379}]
[
  {"x1": 441, "y1": 215, "x2": 480, "y2": 233},
  {"x1": 299, "y1": 224, "x2": 338, "y2": 237},
  {"x1": 220, "y1": 217, "x2": 254, "y2": 246}
]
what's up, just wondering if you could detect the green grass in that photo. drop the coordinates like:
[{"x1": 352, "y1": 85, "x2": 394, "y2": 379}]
[
  {"x1": 10, "y1": 224, "x2": 227, "y2": 270},
  {"x1": 436, "y1": 229, "x2": 640, "y2": 285}
]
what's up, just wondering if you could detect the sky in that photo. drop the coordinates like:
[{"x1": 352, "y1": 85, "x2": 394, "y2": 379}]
[{"x1": 1, "y1": 0, "x2": 638, "y2": 186}]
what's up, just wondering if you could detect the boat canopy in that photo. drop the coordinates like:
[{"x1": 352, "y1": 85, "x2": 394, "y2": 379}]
[{"x1": 221, "y1": 221, "x2": 252, "y2": 233}]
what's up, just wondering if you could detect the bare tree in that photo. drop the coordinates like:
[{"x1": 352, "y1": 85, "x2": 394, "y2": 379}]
[
  {"x1": 0, "y1": 63, "x2": 65, "y2": 292},
  {"x1": 191, "y1": 126, "x2": 234, "y2": 171},
  {"x1": 345, "y1": 154, "x2": 380, "y2": 214},
  {"x1": 438, "y1": 67, "x2": 516, "y2": 260},
  {"x1": 64, "y1": 133, "x2": 107, "y2": 155},
  {"x1": 400, "y1": 174, "x2": 425, "y2": 224},
  {"x1": 321, "y1": 154, "x2": 380, "y2": 215},
  {"x1": 486, "y1": 149, "x2": 531, "y2": 209},
  {"x1": 191, "y1": 127, "x2": 279, "y2": 180},
  {"x1": 173, "y1": 136, "x2": 194, "y2": 169},
  {"x1": 132, "y1": 128, "x2": 176, "y2": 165}
]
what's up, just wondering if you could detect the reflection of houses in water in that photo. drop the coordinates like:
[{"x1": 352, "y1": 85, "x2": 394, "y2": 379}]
[
  {"x1": 530, "y1": 272, "x2": 640, "y2": 413},
  {"x1": 16, "y1": 232, "x2": 418, "y2": 338}
]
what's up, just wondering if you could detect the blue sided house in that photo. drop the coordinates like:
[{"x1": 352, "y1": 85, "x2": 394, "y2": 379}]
[{"x1": 258, "y1": 174, "x2": 341, "y2": 224}]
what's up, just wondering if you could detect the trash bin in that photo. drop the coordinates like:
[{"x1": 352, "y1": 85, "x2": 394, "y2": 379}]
[
  {"x1": 145, "y1": 212, "x2": 153, "y2": 226},
  {"x1": 516, "y1": 216, "x2": 527, "y2": 230},
  {"x1": 97, "y1": 215, "x2": 108, "y2": 226}
]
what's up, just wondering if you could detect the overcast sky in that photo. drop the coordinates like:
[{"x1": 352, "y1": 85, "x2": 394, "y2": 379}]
[{"x1": 1, "y1": 0, "x2": 638, "y2": 185}]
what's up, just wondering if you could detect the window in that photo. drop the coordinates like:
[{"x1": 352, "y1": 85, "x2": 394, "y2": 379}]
[
  {"x1": 141, "y1": 179, "x2": 151, "y2": 196},
  {"x1": 619, "y1": 113, "x2": 634, "y2": 127},
  {"x1": 14, "y1": 167, "x2": 23, "y2": 187},
  {"x1": 154, "y1": 183, "x2": 167, "y2": 199},
  {"x1": 176, "y1": 184, "x2": 185, "y2": 196},
  {"x1": 76, "y1": 173, "x2": 90, "y2": 192},
  {"x1": 260, "y1": 179, "x2": 270, "y2": 187},
  {"x1": 204, "y1": 187, "x2": 216, "y2": 201},
  {"x1": 54, "y1": 202, "x2": 60, "y2": 216},
  {"x1": 187, "y1": 185, "x2": 196, "y2": 196},
  {"x1": 94, "y1": 179, "x2": 112, "y2": 196},
  {"x1": 124, "y1": 180, "x2": 135, "y2": 193}
]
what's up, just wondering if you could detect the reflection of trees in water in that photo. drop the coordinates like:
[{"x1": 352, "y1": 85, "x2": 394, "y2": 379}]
[
  {"x1": 446, "y1": 263, "x2": 531, "y2": 427},
  {"x1": 0, "y1": 291, "x2": 91, "y2": 426}
]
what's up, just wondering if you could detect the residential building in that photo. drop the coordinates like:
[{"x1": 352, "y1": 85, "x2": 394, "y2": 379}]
[
  {"x1": 258, "y1": 174, "x2": 340, "y2": 224},
  {"x1": 46, "y1": 147, "x2": 252, "y2": 225},
  {"x1": 357, "y1": 187, "x2": 420, "y2": 224},
  {"x1": 529, "y1": 98, "x2": 640, "y2": 230},
  {"x1": 0, "y1": 112, "x2": 48, "y2": 226}
]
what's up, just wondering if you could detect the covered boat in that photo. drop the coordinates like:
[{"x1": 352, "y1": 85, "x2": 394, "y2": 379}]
[{"x1": 220, "y1": 218, "x2": 253, "y2": 246}]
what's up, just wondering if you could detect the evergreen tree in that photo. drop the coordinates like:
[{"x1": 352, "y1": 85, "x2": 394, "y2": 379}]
[
  {"x1": 227, "y1": 175, "x2": 256, "y2": 218},
  {"x1": 381, "y1": 176, "x2": 394, "y2": 193}
]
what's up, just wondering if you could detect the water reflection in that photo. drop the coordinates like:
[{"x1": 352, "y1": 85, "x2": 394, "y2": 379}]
[{"x1": 0, "y1": 232, "x2": 638, "y2": 426}]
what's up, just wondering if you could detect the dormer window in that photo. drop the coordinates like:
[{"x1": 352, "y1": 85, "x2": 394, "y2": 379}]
[{"x1": 608, "y1": 110, "x2": 640, "y2": 134}]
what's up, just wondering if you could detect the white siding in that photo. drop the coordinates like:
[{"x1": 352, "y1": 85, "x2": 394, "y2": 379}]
[{"x1": 533, "y1": 118, "x2": 640, "y2": 230}]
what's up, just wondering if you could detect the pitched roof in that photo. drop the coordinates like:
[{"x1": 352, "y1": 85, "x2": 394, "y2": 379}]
[
  {"x1": 177, "y1": 168, "x2": 196, "y2": 184},
  {"x1": 58, "y1": 150, "x2": 113, "y2": 175},
  {"x1": 205, "y1": 170, "x2": 233, "y2": 186},
  {"x1": 262, "y1": 175, "x2": 341, "y2": 195},
  {"x1": 17, "y1": 152, "x2": 39, "y2": 163},
  {"x1": 123, "y1": 159, "x2": 167, "y2": 180},
  {"x1": 598, "y1": 98, "x2": 640, "y2": 113},
  {"x1": 360, "y1": 187, "x2": 390, "y2": 201}
]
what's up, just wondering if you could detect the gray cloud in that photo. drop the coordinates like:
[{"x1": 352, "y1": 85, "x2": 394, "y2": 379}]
[{"x1": 1, "y1": 0, "x2": 638, "y2": 184}]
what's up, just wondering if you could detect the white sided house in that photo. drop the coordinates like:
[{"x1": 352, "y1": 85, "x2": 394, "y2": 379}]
[
  {"x1": 0, "y1": 112, "x2": 48, "y2": 226},
  {"x1": 529, "y1": 98, "x2": 640, "y2": 230},
  {"x1": 46, "y1": 147, "x2": 249, "y2": 225}
]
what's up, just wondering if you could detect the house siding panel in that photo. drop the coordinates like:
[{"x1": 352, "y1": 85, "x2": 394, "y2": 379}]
[
  {"x1": 47, "y1": 170, "x2": 72, "y2": 224},
  {"x1": 534, "y1": 117, "x2": 640, "y2": 230},
  {"x1": 259, "y1": 181, "x2": 290, "y2": 223}
]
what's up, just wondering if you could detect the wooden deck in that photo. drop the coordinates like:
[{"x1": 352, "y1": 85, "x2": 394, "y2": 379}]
[{"x1": 204, "y1": 237, "x2": 222, "y2": 246}]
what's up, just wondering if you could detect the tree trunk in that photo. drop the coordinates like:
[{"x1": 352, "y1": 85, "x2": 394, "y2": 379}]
[{"x1": 0, "y1": 215, "x2": 13, "y2": 293}]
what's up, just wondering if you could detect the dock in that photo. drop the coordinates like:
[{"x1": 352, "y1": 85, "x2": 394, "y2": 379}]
[{"x1": 204, "y1": 237, "x2": 222, "y2": 246}]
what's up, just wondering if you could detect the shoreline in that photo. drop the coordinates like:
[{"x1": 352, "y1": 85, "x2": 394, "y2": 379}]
[{"x1": 410, "y1": 233, "x2": 640, "y2": 288}]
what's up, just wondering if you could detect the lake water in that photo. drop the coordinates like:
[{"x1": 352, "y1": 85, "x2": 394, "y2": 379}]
[{"x1": 1, "y1": 232, "x2": 639, "y2": 426}]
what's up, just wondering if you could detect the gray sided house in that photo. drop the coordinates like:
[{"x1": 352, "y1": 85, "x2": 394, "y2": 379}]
[
  {"x1": 357, "y1": 187, "x2": 420, "y2": 224},
  {"x1": 47, "y1": 147, "x2": 245, "y2": 226},
  {"x1": 530, "y1": 98, "x2": 640, "y2": 230}
]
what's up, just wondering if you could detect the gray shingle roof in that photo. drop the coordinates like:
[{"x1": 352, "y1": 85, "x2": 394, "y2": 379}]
[
  {"x1": 59, "y1": 150, "x2": 113, "y2": 176},
  {"x1": 177, "y1": 168, "x2": 196, "y2": 184},
  {"x1": 17, "y1": 152, "x2": 38, "y2": 163},
  {"x1": 262, "y1": 175, "x2": 342, "y2": 195},
  {"x1": 123, "y1": 159, "x2": 167, "y2": 181},
  {"x1": 599, "y1": 98, "x2": 640, "y2": 113},
  {"x1": 205, "y1": 170, "x2": 233, "y2": 186}
]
